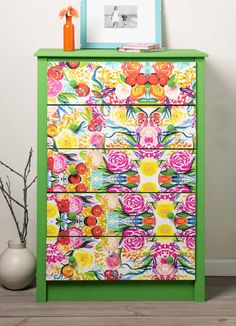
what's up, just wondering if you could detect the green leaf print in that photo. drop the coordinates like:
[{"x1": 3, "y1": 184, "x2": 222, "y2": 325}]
[
  {"x1": 125, "y1": 183, "x2": 138, "y2": 189},
  {"x1": 83, "y1": 271, "x2": 99, "y2": 280},
  {"x1": 176, "y1": 212, "x2": 191, "y2": 218},
  {"x1": 95, "y1": 242, "x2": 103, "y2": 252},
  {"x1": 125, "y1": 170, "x2": 138, "y2": 176},
  {"x1": 79, "y1": 62, "x2": 89, "y2": 68},
  {"x1": 177, "y1": 257, "x2": 194, "y2": 270},
  {"x1": 57, "y1": 93, "x2": 78, "y2": 103},
  {"x1": 161, "y1": 183, "x2": 173, "y2": 189},
  {"x1": 137, "y1": 257, "x2": 153, "y2": 270},
  {"x1": 139, "y1": 212, "x2": 154, "y2": 218},
  {"x1": 139, "y1": 225, "x2": 153, "y2": 231},
  {"x1": 119, "y1": 74, "x2": 126, "y2": 83}
]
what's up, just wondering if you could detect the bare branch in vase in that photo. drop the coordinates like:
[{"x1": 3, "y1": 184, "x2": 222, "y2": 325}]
[
  {"x1": 0, "y1": 148, "x2": 37, "y2": 243},
  {"x1": 0, "y1": 160, "x2": 24, "y2": 179},
  {"x1": 27, "y1": 176, "x2": 37, "y2": 189},
  {"x1": 0, "y1": 178, "x2": 23, "y2": 242}
]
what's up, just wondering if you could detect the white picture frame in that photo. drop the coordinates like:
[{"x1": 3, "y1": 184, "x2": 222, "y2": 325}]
[{"x1": 81, "y1": 0, "x2": 162, "y2": 48}]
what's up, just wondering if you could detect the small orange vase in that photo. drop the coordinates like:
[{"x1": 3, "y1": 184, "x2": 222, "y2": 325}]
[{"x1": 64, "y1": 15, "x2": 75, "y2": 51}]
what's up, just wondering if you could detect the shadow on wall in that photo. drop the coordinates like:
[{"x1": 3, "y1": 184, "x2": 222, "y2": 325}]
[
  {"x1": 205, "y1": 61, "x2": 236, "y2": 259},
  {"x1": 205, "y1": 62, "x2": 236, "y2": 146},
  {"x1": 161, "y1": 0, "x2": 168, "y2": 48}
]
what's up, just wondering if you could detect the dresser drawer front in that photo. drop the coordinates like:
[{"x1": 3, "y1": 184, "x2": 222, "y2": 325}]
[
  {"x1": 47, "y1": 193, "x2": 196, "y2": 238},
  {"x1": 48, "y1": 105, "x2": 196, "y2": 149},
  {"x1": 48, "y1": 149, "x2": 196, "y2": 193},
  {"x1": 46, "y1": 236, "x2": 195, "y2": 281},
  {"x1": 47, "y1": 61, "x2": 196, "y2": 105}
]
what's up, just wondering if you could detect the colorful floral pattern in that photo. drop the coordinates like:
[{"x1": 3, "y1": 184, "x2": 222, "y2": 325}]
[
  {"x1": 46, "y1": 236, "x2": 195, "y2": 281},
  {"x1": 47, "y1": 149, "x2": 196, "y2": 193},
  {"x1": 47, "y1": 61, "x2": 196, "y2": 105},
  {"x1": 47, "y1": 105, "x2": 196, "y2": 149},
  {"x1": 47, "y1": 193, "x2": 196, "y2": 238},
  {"x1": 46, "y1": 60, "x2": 197, "y2": 282}
]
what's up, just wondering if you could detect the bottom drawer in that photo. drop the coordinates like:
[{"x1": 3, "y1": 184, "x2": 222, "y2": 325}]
[{"x1": 46, "y1": 237, "x2": 195, "y2": 281}]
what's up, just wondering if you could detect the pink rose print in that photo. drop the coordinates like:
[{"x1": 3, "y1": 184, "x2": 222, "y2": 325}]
[
  {"x1": 169, "y1": 151, "x2": 193, "y2": 173},
  {"x1": 106, "y1": 253, "x2": 120, "y2": 270},
  {"x1": 123, "y1": 227, "x2": 147, "y2": 251},
  {"x1": 69, "y1": 227, "x2": 83, "y2": 249},
  {"x1": 121, "y1": 194, "x2": 146, "y2": 215},
  {"x1": 184, "y1": 194, "x2": 196, "y2": 214},
  {"x1": 106, "y1": 151, "x2": 130, "y2": 173},
  {"x1": 52, "y1": 184, "x2": 66, "y2": 192},
  {"x1": 107, "y1": 185, "x2": 131, "y2": 193},
  {"x1": 48, "y1": 78, "x2": 63, "y2": 97},
  {"x1": 46, "y1": 244, "x2": 65, "y2": 263},
  {"x1": 69, "y1": 196, "x2": 83, "y2": 214},
  {"x1": 90, "y1": 132, "x2": 104, "y2": 148},
  {"x1": 178, "y1": 229, "x2": 196, "y2": 249},
  {"x1": 53, "y1": 154, "x2": 67, "y2": 174},
  {"x1": 169, "y1": 185, "x2": 190, "y2": 193},
  {"x1": 184, "y1": 236, "x2": 195, "y2": 250}
]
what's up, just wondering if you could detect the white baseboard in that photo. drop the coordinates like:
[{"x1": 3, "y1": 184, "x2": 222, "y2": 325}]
[{"x1": 206, "y1": 259, "x2": 236, "y2": 276}]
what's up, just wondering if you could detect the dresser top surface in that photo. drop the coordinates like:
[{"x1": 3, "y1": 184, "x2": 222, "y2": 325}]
[{"x1": 34, "y1": 48, "x2": 208, "y2": 58}]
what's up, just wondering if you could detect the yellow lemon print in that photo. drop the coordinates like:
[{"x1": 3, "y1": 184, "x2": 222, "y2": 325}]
[
  {"x1": 82, "y1": 226, "x2": 92, "y2": 237},
  {"x1": 57, "y1": 130, "x2": 77, "y2": 148},
  {"x1": 47, "y1": 202, "x2": 59, "y2": 218},
  {"x1": 156, "y1": 224, "x2": 174, "y2": 236},
  {"x1": 156, "y1": 200, "x2": 174, "y2": 218},
  {"x1": 47, "y1": 225, "x2": 58, "y2": 237},
  {"x1": 114, "y1": 108, "x2": 127, "y2": 124},
  {"x1": 66, "y1": 184, "x2": 77, "y2": 192},
  {"x1": 140, "y1": 159, "x2": 158, "y2": 176},
  {"x1": 169, "y1": 107, "x2": 186, "y2": 124},
  {"x1": 140, "y1": 182, "x2": 158, "y2": 192},
  {"x1": 74, "y1": 249, "x2": 94, "y2": 271},
  {"x1": 82, "y1": 206, "x2": 92, "y2": 217}
]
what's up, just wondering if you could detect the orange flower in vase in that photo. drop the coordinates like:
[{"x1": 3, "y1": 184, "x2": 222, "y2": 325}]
[{"x1": 59, "y1": 5, "x2": 79, "y2": 51}]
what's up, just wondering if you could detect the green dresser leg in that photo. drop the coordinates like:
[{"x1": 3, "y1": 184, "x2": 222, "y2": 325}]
[
  {"x1": 194, "y1": 58, "x2": 205, "y2": 302},
  {"x1": 36, "y1": 58, "x2": 48, "y2": 303}
]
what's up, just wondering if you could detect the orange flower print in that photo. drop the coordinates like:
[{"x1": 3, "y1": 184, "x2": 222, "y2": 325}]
[
  {"x1": 47, "y1": 124, "x2": 58, "y2": 138},
  {"x1": 125, "y1": 73, "x2": 138, "y2": 86},
  {"x1": 148, "y1": 73, "x2": 159, "y2": 85},
  {"x1": 153, "y1": 62, "x2": 174, "y2": 77},
  {"x1": 158, "y1": 72, "x2": 169, "y2": 86},
  {"x1": 150, "y1": 84, "x2": 165, "y2": 100},
  {"x1": 122, "y1": 62, "x2": 143, "y2": 76},
  {"x1": 131, "y1": 84, "x2": 146, "y2": 100},
  {"x1": 76, "y1": 83, "x2": 90, "y2": 97},
  {"x1": 47, "y1": 65, "x2": 64, "y2": 80}
]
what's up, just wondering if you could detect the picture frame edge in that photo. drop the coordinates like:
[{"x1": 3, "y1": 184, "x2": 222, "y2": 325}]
[{"x1": 80, "y1": 0, "x2": 162, "y2": 49}]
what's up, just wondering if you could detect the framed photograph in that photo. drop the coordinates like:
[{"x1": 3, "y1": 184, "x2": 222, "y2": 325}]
[{"x1": 81, "y1": 0, "x2": 162, "y2": 48}]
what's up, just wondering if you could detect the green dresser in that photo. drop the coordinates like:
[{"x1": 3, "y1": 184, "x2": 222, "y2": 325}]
[{"x1": 35, "y1": 49, "x2": 207, "y2": 302}]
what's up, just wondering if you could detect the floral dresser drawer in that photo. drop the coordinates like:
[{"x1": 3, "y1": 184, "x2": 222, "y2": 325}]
[
  {"x1": 47, "y1": 61, "x2": 196, "y2": 105},
  {"x1": 47, "y1": 105, "x2": 196, "y2": 149},
  {"x1": 46, "y1": 236, "x2": 195, "y2": 281},
  {"x1": 47, "y1": 149, "x2": 196, "y2": 193},
  {"x1": 47, "y1": 193, "x2": 196, "y2": 238}
]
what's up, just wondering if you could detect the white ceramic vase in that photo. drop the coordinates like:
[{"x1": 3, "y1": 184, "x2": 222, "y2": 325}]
[{"x1": 0, "y1": 240, "x2": 36, "y2": 290}]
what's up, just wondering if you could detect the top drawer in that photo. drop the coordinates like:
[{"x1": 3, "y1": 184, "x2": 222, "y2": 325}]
[{"x1": 47, "y1": 61, "x2": 196, "y2": 105}]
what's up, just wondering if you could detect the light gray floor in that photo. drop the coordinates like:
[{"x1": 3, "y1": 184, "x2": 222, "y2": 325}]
[{"x1": 0, "y1": 277, "x2": 235, "y2": 326}]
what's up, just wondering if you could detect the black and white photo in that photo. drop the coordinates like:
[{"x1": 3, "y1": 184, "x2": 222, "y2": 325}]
[{"x1": 104, "y1": 5, "x2": 138, "y2": 28}]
